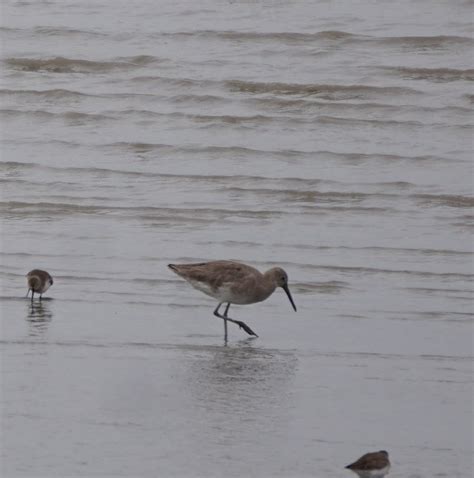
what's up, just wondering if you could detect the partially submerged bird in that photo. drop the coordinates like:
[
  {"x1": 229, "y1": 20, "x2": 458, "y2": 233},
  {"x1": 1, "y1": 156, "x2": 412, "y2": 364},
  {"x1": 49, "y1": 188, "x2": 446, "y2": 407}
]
[
  {"x1": 26, "y1": 269, "x2": 53, "y2": 302},
  {"x1": 168, "y1": 260, "x2": 297, "y2": 340},
  {"x1": 345, "y1": 450, "x2": 391, "y2": 477}
]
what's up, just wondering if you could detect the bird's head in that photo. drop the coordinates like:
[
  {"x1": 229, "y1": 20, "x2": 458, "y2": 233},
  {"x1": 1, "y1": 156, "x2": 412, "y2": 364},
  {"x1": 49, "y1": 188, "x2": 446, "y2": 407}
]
[{"x1": 267, "y1": 267, "x2": 297, "y2": 312}]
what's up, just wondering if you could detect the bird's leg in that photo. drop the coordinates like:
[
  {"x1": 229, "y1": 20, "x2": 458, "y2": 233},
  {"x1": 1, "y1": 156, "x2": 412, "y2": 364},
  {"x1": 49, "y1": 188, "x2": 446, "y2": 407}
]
[
  {"x1": 222, "y1": 303, "x2": 228, "y2": 343},
  {"x1": 39, "y1": 293, "x2": 42, "y2": 302},
  {"x1": 214, "y1": 302, "x2": 258, "y2": 338},
  {"x1": 213, "y1": 303, "x2": 222, "y2": 316},
  {"x1": 213, "y1": 303, "x2": 228, "y2": 342},
  {"x1": 26, "y1": 289, "x2": 30, "y2": 298},
  {"x1": 223, "y1": 303, "x2": 231, "y2": 342},
  {"x1": 223, "y1": 302, "x2": 230, "y2": 317},
  {"x1": 31, "y1": 290, "x2": 34, "y2": 303}
]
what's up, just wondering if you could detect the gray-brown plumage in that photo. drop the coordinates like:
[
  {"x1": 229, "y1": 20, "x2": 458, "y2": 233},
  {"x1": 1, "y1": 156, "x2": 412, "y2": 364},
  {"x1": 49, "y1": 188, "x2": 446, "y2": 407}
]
[
  {"x1": 345, "y1": 450, "x2": 390, "y2": 477},
  {"x1": 26, "y1": 269, "x2": 53, "y2": 302},
  {"x1": 168, "y1": 260, "x2": 296, "y2": 340}
]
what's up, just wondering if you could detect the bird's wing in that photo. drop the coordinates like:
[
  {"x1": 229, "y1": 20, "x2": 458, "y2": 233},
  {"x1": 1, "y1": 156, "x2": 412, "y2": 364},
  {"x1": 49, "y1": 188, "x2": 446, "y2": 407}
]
[
  {"x1": 346, "y1": 453, "x2": 386, "y2": 470},
  {"x1": 169, "y1": 261, "x2": 260, "y2": 291}
]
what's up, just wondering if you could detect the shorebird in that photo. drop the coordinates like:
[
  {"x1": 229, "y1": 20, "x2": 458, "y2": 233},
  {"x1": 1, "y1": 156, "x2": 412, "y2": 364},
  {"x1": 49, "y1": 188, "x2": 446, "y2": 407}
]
[
  {"x1": 345, "y1": 450, "x2": 391, "y2": 477},
  {"x1": 26, "y1": 269, "x2": 53, "y2": 302},
  {"x1": 168, "y1": 260, "x2": 297, "y2": 340}
]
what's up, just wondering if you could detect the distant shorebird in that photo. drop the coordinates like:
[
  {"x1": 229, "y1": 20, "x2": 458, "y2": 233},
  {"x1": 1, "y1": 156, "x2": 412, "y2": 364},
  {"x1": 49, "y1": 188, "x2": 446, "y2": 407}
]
[
  {"x1": 345, "y1": 450, "x2": 391, "y2": 477},
  {"x1": 168, "y1": 260, "x2": 297, "y2": 340},
  {"x1": 26, "y1": 269, "x2": 53, "y2": 302}
]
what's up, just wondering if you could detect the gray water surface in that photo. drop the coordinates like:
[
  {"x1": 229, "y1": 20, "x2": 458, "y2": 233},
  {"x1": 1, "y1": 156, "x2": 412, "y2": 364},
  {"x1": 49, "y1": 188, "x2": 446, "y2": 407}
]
[{"x1": 1, "y1": 1, "x2": 473, "y2": 477}]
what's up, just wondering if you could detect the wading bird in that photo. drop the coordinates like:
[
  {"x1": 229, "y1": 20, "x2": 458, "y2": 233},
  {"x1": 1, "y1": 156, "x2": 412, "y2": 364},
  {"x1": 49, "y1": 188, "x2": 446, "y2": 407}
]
[
  {"x1": 345, "y1": 450, "x2": 391, "y2": 477},
  {"x1": 168, "y1": 260, "x2": 297, "y2": 341},
  {"x1": 26, "y1": 269, "x2": 53, "y2": 302}
]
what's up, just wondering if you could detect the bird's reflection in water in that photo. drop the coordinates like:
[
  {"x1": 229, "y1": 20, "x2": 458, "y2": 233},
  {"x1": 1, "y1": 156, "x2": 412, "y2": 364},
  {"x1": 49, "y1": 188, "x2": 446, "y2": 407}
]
[
  {"x1": 26, "y1": 301, "x2": 53, "y2": 336},
  {"x1": 185, "y1": 338, "x2": 297, "y2": 421}
]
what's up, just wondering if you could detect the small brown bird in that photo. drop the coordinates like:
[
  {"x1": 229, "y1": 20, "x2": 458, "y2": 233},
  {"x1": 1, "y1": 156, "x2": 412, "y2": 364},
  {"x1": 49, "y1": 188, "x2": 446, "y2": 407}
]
[
  {"x1": 168, "y1": 260, "x2": 297, "y2": 340},
  {"x1": 26, "y1": 269, "x2": 53, "y2": 302},
  {"x1": 345, "y1": 450, "x2": 390, "y2": 477}
]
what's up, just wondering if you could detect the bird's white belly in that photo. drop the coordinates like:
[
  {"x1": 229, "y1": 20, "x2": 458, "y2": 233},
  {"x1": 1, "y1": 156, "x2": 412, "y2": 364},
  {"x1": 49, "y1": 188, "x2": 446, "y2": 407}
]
[
  {"x1": 189, "y1": 280, "x2": 254, "y2": 304},
  {"x1": 372, "y1": 466, "x2": 390, "y2": 477},
  {"x1": 40, "y1": 282, "x2": 51, "y2": 294},
  {"x1": 354, "y1": 466, "x2": 390, "y2": 478},
  {"x1": 188, "y1": 279, "x2": 219, "y2": 299}
]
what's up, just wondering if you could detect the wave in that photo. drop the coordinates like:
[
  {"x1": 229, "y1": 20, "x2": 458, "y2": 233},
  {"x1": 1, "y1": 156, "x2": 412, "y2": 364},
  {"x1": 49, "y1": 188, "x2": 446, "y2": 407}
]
[
  {"x1": 0, "y1": 143, "x2": 453, "y2": 177},
  {"x1": 49, "y1": 275, "x2": 175, "y2": 287},
  {"x1": 0, "y1": 25, "x2": 106, "y2": 38},
  {"x1": 225, "y1": 80, "x2": 421, "y2": 99},
  {"x1": 0, "y1": 251, "x2": 91, "y2": 259},
  {"x1": 4, "y1": 55, "x2": 162, "y2": 73},
  {"x1": 225, "y1": 187, "x2": 396, "y2": 204},
  {"x1": 159, "y1": 29, "x2": 359, "y2": 44},
  {"x1": 236, "y1": 188, "x2": 474, "y2": 209},
  {"x1": 0, "y1": 88, "x2": 97, "y2": 99},
  {"x1": 107, "y1": 142, "x2": 306, "y2": 159},
  {"x1": 299, "y1": 205, "x2": 394, "y2": 214},
  {"x1": 377, "y1": 35, "x2": 474, "y2": 48},
  {"x1": 0, "y1": 196, "x2": 395, "y2": 217},
  {"x1": 1, "y1": 197, "x2": 395, "y2": 220},
  {"x1": 130, "y1": 75, "x2": 210, "y2": 88},
  {"x1": 250, "y1": 97, "x2": 473, "y2": 118},
  {"x1": 393, "y1": 311, "x2": 473, "y2": 322},
  {"x1": 0, "y1": 201, "x2": 282, "y2": 220},
  {"x1": 155, "y1": 30, "x2": 473, "y2": 49},
  {"x1": 2, "y1": 106, "x2": 469, "y2": 130},
  {"x1": 274, "y1": 262, "x2": 474, "y2": 280},
  {"x1": 0, "y1": 158, "x2": 446, "y2": 187},
  {"x1": 414, "y1": 194, "x2": 474, "y2": 208},
  {"x1": 2, "y1": 139, "x2": 84, "y2": 149},
  {"x1": 110, "y1": 109, "x2": 294, "y2": 124},
  {"x1": 0, "y1": 201, "x2": 113, "y2": 216},
  {"x1": 315, "y1": 115, "x2": 447, "y2": 128},
  {"x1": 292, "y1": 280, "x2": 349, "y2": 294},
  {"x1": 167, "y1": 93, "x2": 228, "y2": 104},
  {"x1": 381, "y1": 66, "x2": 474, "y2": 82},
  {"x1": 130, "y1": 75, "x2": 422, "y2": 100},
  {"x1": 6, "y1": 87, "x2": 465, "y2": 121},
  {"x1": 0, "y1": 88, "x2": 181, "y2": 103},
  {"x1": 409, "y1": 287, "x2": 473, "y2": 297},
  {"x1": 115, "y1": 109, "x2": 466, "y2": 128},
  {"x1": 33, "y1": 25, "x2": 106, "y2": 37},
  {"x1": 0, "y1": 109, "x2": 113, "y2": 122},
  {"x1": 216, "y1": 241, "x2": 473, "y2": 257}
]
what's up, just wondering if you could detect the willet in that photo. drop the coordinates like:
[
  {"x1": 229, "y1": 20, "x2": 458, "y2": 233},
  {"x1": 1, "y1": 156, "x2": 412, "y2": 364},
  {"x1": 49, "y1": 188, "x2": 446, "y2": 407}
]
[
  {"x1": 26, "y1": 269, "x2": 53, "y2": 302},
  {"x1": 168, "y1": 260, "x2": 297, "y2": 341},
  {"x1": 345, "y1": 450, "x2": 391, "y2": 477}
]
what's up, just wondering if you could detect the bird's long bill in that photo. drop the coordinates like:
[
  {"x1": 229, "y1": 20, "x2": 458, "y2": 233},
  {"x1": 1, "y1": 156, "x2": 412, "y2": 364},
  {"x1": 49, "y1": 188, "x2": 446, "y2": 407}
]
[{"x1": 282, "y1": 283, "x2": 297, "y2": 312}]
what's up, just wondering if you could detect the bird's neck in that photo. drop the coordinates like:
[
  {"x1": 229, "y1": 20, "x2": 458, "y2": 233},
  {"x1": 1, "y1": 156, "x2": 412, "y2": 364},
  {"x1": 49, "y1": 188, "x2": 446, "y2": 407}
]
[{"x1": 258, "y1": 272, "x2": 277, "y2": 300}]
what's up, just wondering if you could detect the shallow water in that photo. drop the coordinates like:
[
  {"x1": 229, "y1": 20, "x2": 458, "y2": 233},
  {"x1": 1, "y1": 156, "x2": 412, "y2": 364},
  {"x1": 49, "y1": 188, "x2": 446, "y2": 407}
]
[{"x1": 0, "y1": 1, "x2": 473, "y2": 477}]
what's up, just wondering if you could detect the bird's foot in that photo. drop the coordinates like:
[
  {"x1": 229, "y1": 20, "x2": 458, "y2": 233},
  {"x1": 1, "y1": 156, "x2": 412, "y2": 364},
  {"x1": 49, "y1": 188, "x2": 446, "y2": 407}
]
[
  {"x1": 214, "y1": 309, "x2": 258, "y2": 337},
  {"x1": 230, "y1": 319, "x2": 258, "y2": 337}
]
